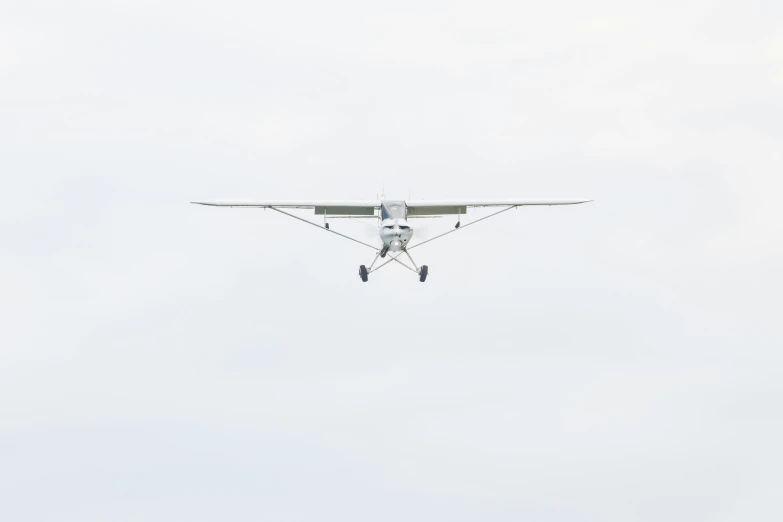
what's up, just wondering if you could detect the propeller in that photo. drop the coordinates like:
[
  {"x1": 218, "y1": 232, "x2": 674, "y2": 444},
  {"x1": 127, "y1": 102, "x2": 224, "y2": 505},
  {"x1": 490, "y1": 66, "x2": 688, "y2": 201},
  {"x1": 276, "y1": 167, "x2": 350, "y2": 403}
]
[
  {"x1": 360, "y1": 219, "x2": 381, "y2": 243},
  {"x1": 408, "y1": 217, "x2": 445, "y2": 242},
  {"x1": 337, "y1": 217, "x2": 381, "y2": 244}
]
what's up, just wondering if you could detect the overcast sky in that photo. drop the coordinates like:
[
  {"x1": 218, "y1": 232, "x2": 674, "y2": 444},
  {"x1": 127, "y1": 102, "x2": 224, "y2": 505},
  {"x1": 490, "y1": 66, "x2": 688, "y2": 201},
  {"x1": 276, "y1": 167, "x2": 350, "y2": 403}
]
[{"x1": 2, "y1": 1, "x2": 782, "y2": 521}]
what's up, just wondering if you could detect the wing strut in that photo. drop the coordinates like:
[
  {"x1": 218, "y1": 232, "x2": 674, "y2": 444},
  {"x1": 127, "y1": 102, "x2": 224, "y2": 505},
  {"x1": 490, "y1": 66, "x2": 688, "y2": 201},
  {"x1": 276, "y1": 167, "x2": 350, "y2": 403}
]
[
  {"x1": 267, "y1": 207, "x2": 378, "y2": 250},
  {"x1": 407, "y1": 206, "x2": 516, "y2": 251},
  {"x1": 268, "y1": 207, "x2": 378, "y2": 251}
]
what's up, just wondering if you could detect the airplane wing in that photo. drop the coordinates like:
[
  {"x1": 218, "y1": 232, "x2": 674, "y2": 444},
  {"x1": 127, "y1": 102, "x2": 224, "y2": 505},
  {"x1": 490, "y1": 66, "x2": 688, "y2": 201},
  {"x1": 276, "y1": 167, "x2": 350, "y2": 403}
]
[
  {"x1": 406, "y1": 199, "x2": 591, "y2": 216},
  {"x1": 191, "y1": 199, "x2": 591, "y2": 217},
  {"x1": 191, "y1": 200, "x2": 381, "y2": 216}
]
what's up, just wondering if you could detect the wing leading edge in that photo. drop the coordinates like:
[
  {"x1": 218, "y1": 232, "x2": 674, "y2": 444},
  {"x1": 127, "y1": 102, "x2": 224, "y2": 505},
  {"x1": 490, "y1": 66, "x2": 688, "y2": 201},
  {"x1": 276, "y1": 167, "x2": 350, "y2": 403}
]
[
  {"x1": 191, "y1": 200, "x2": 382, "y2": 216},
  {"x1": 406, "y1": 199, "x2": 591, "y2": 216},
  {"x1": 191, "y1": 199, "x2": 591, "y2": 217}
]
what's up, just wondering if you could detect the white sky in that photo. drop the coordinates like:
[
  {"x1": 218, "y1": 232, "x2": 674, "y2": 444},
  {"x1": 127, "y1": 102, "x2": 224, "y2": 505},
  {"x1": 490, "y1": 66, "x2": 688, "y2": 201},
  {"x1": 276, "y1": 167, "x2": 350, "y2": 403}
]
[{"x1": 1, "y1": 1, "x2": 782, "y2": 520}]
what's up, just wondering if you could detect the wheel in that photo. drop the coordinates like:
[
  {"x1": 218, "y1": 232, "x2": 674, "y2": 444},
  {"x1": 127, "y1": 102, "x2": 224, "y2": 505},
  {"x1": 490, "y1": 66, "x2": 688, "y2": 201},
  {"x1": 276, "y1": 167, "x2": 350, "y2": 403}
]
[
  {"x1": 380, "y1": 245, "x2": 389, "y2": 258},
  {"x1": 419, "y1": 265, "x2": 428, "y2": 282},
  {"x1": 325, "y1": 223, "x2": 330, "y2": 229},
  {"x1": 359, "y1": 265, "x2": 369, "y2": 282}
]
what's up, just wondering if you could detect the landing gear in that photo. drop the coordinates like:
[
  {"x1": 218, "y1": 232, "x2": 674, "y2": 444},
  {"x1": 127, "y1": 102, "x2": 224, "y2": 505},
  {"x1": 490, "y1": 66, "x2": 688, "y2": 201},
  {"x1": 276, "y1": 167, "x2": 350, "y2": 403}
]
[
  {"x1": 325, "y1": 223, "x2": 329, "y2": 229},
  {"x1": 360, "y1": 248, "x2": 428, "y2": 282},
  {"x1": 402, "y1": 249, "x2": 429, "y2": 283}
]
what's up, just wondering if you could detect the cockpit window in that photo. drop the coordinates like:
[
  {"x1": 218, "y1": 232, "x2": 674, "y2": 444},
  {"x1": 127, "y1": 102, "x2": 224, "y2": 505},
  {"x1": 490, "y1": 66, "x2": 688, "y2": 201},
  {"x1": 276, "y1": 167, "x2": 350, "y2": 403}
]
[{"x1": 381, "y1": 201, "x2": 407, "y2": 220}]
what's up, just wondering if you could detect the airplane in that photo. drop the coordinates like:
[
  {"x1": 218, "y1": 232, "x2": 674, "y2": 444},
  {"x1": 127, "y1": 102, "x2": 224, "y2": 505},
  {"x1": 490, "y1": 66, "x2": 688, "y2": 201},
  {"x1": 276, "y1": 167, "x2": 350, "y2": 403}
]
[{"x1": 192, "y1": 197, "x2": 591, "y2": 282}]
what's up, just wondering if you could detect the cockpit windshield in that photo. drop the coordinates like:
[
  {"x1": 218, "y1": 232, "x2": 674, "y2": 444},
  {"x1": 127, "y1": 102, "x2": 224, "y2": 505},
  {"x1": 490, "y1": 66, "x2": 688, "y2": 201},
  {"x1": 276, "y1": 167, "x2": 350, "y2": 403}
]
[{"x1": 381, "y1": 201, "x2": 406, "y2": 220}]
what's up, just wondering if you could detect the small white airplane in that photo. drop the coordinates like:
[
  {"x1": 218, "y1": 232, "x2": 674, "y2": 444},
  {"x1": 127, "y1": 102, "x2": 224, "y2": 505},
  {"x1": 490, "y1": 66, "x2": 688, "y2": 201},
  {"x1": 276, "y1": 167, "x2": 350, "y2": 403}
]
[{"x1": 192, "y1": 197, "x2": 591, "y2": 282}]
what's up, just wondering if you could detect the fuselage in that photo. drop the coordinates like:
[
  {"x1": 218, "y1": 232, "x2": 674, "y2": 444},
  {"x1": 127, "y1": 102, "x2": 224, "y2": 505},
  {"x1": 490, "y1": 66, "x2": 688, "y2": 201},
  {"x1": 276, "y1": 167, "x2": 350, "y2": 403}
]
[{"x1": 379, "y1": 200, "x2": 413, "y2": 252}]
